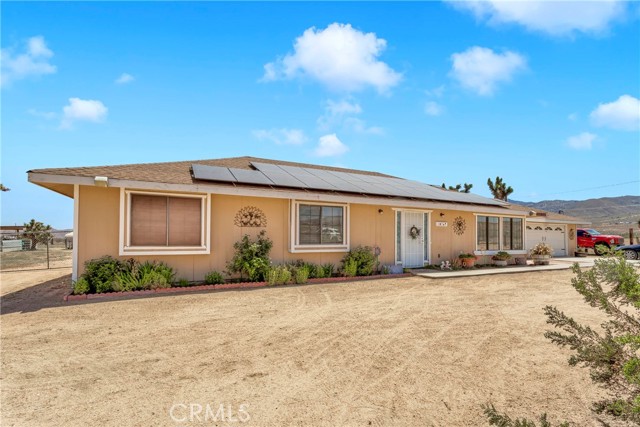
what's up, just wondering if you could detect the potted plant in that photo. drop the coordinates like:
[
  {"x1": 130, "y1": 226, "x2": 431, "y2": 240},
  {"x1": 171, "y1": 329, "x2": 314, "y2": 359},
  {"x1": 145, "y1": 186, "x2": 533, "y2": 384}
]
[
  {"x1": 491, "y1": 251, "x2": 511, "y2": 267},
  {"x1": 530, "y1": 242, "x2": 553, "y2": 265},
  {"x1": 458, "y1": 253, "x2": 477, "y2": 268}
]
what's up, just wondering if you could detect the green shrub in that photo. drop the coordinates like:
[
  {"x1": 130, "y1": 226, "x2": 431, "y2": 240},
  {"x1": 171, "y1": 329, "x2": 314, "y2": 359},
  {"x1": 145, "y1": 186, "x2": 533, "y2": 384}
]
[
  {"x1": 79, "y1": 257, "x2": 176, "y2": 293},
  {"x1": 343, "y1": 258, "x2": 358, "y2": 277},
  {"x1": 341, "y1": 246, "x2": 376, "y2": 277},
  {"x1": 204, "y1": 270, "x2": 225, "y2": 285},
  {"x1": 313, "y1": 264, "x2": 326, "y2": 279},
  {"x1": 381, "y1": 265, "x2": 391, "y2": 275},
  {"x1": 72, "y1": 278, "x2": 90, "y2": 295},
  {"x1": 322, "y1": 263, "x2": 335, "y2": 278},
  {"x1": 226, "y1": 231, "x2": 273, "y2": 281},
  {"x1": 294, "y1": 265, "x2": 310, "y2": 284},
  {"x1": 267, "y1": 265, "x2": 292, "y2": 285},
  {"x1": 83, "y1": 256, "x2": 129, "y2": 293}
]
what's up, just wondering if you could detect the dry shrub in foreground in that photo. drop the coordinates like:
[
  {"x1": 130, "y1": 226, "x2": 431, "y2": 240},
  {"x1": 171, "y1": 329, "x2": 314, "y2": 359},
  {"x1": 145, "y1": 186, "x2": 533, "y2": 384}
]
[{"x1": 485, "y1": 256, "x2": 640, "y2": 426}]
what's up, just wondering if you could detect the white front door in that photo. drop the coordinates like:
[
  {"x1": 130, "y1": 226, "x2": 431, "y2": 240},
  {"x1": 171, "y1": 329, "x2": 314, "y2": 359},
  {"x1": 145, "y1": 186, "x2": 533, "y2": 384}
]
[{"x1": 399, "y1": 211, "x2": 428, "y2": 268}]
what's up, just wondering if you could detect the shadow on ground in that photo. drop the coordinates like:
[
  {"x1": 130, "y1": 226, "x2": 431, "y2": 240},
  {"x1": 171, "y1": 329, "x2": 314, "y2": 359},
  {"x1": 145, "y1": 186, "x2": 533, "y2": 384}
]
[{"x1": 1, "y1": 274, "x2": 71, "y2": 315}]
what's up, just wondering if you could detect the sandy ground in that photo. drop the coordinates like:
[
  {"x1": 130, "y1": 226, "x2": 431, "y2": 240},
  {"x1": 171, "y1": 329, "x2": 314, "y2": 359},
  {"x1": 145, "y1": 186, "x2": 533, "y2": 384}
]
[{"x1": 1, "y1": 268, "x2": 613, "y2": 426}]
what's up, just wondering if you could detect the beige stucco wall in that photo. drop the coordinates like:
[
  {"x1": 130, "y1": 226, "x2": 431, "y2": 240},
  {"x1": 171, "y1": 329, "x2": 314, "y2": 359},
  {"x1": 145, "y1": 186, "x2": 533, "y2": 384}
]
[{"x1": 76, "y1": 185, "x2": 574, "y2": 280}]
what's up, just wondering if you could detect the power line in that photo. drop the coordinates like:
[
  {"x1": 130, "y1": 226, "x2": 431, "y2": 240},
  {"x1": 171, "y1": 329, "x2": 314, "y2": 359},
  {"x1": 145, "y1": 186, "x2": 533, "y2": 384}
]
[{"x1": 534, "y1": 180, "x2": 639, "y2": 197}]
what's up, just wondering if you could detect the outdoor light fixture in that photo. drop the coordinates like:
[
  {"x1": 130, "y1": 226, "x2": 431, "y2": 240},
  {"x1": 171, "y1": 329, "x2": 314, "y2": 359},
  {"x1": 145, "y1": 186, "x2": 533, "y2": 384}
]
[
  {"x1": 440, "y1": 212, "x2": 445, "y2": 217},
  {"x1": 378, "y1": 209, "x2": 384, "y2": 214},
  {"x1": 94, "y1": 176, "x2": 109, "y2": 187}
]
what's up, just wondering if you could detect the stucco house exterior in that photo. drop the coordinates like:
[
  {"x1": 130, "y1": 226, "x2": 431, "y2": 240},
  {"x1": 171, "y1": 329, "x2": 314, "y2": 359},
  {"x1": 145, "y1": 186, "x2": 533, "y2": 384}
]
[{"x1": 28, "y1": 156, "x2": 586, "y2": 281}]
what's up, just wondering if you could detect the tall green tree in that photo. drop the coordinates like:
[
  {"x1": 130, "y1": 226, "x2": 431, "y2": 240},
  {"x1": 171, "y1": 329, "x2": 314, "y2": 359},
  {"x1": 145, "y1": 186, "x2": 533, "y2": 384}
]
[
  {"x1": 487, "y1": 176, "x2": 514, "y2": 201},
  {"x1": 441, "y1": 182, "x2": 473, "y2": 193},
  {"x1": 21, "y1": 219, "x2": 53, "y2": 251}
]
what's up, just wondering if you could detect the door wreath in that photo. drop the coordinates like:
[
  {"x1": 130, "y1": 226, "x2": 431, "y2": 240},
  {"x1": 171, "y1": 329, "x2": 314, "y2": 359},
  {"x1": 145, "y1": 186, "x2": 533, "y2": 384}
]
[{"x1": 409, "y1": 226, "x2": 421, "y2": 240}]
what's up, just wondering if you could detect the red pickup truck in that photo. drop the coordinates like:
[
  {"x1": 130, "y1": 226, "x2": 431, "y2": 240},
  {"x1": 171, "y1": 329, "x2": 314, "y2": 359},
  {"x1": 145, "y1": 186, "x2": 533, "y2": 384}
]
[{"x1": 577, "y1": 228, "x2": 624, "y2": 255}]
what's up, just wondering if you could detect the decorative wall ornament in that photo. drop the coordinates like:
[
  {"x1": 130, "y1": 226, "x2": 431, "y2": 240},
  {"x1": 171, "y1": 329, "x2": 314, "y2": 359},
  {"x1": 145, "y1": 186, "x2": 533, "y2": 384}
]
[
  {"x1": 569, "y1": 228, "x2": 575, "y2": 240},
  {"x1": 234, "y1": 206, "x2": 267, "y2": 228},
  {"x1": 452, "y1": 216, "x2": 466, "y2": 236},
  {"x1": 409, "y1": 226, "x2": 421, "y2": 240}
]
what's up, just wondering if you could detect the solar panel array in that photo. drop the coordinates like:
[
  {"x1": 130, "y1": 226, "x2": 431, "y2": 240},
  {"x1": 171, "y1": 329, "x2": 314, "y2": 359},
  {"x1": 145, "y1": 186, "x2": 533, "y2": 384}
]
[{"x1": 191, "y1": 162, "x2": 505, "y2": 206}]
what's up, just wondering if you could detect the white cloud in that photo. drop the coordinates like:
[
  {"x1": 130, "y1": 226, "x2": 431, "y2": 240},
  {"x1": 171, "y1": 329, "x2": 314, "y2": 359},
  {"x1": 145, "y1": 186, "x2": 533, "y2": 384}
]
[
  {"x1": 566, "y1": 132, "x2": 597, "y2": 150},
  {"x1": 343, "y1": 117, "x2": 384, "y2": 135},
  {"x1": 1, "y1": 36, "x2": 56, "y2": 87},
  {"x1": 426, "y1": 85, "x2": 446, "y2": 98},
  {"x1": 450, "y1": 0, "x2": 627, "y2": 36},
  {"x1": 314, "y1": 134, "x2": 349, "y2": 157},
  {"x1": 568, "y1": 112, "x2": 578, "y2": 121},
  {"x1": 27, "y1": 108, "x2": 56, "y2": 120},
  {"x1": 115, "y1": 73, "x2": 134, "y2": 84},
  {"x1": 317, "y1": 99, "x2": 382, "y2": 134},
  {"x1": 325, "y1": 99, "x2": 362, "y2": 116},
  {"x1": 252, "y1": 128, "x2": 307, "y2": 145},
  {"x1": 425, "y1": 101, "x2": 444, "y2": 116},
  {"x1": 590, "y1": 95, "x2": 640, "y2": 131},
  {"x1": 262, "y1": 23, "x2": 402, "y2": 93},
  {"x1": 60, "y1": 98, "x2": 108, "y2": 129},
  {"x1": 450, "y1": 46, "x2": 526, "y2": 96}
]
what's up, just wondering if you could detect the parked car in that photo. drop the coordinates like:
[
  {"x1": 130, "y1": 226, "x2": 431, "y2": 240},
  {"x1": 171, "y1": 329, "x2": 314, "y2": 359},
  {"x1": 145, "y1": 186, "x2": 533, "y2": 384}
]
[
  {"x1": 615, "y1": 243, "x2": 640, "y2": 260},
  {"x1": 577, "y1": 228, "x2": 624, "y2": 255}
]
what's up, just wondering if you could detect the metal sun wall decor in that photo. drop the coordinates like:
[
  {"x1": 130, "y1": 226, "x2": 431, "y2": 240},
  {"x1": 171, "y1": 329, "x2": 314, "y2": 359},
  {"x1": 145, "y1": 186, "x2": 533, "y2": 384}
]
[
  {"x1": 453, "y1": 216, "x2": 466, "y2": 235},
  {"x1": 234, "y1": 206, "x2": 267, "y2": 228}
]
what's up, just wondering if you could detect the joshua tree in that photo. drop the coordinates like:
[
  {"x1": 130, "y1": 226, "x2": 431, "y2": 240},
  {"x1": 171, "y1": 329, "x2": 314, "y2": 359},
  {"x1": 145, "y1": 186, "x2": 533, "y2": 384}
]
[
  {"x1": 21, "y1": 219, "x2": 53, "y2": 250},
  {"x1": 487, "y1": 176, "x2": 513, "y2": 201},
  {"x1": 441, "y1": 182, "x2": 473, "y2": 193}
]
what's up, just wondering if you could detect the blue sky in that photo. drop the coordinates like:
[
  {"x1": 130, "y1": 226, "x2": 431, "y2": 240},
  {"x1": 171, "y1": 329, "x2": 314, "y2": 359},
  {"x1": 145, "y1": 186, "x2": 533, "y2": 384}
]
[{"x1": 2, "y1": 1, "x2": 639, "y2": 229}]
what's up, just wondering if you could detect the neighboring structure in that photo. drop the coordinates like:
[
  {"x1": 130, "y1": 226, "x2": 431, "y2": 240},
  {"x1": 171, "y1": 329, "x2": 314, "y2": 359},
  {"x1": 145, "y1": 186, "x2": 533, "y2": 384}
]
[{"x1": 28, "y1": 156, "x2": 587, "y2": 281}]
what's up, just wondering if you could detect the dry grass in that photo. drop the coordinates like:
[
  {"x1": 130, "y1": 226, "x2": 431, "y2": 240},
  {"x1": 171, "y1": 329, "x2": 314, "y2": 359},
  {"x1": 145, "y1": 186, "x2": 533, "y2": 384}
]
[
  {"x1": 1, "y1": 268, "x2": 609, "y2": 426},
  {"x1": 0, "y1": 244, "x2": 72, "y2": 271}
]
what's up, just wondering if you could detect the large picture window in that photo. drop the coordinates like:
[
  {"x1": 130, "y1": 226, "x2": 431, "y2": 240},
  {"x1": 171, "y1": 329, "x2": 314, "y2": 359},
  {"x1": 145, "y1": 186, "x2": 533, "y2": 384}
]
[
  {"x1": 477, "y1": 215, "x2": 523, "y2": 251},
  {"x1": 122, "y1": 190, "x2": 210, "y2": 255},
  {"x1": 292, "y1": 201, "x2": 349, "y2": 252}
]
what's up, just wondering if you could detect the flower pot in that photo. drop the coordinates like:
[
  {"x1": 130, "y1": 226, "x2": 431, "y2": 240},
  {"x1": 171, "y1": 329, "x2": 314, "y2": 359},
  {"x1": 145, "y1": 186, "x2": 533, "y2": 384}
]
[
  {"x1": 493, "y1": 260, "x2": 508, "y2": 267},
  {"x1": 460, "y1": 258, "x2": 476, "y2": 268},
  {"x1": 532, "y1": 254, "x2": 551, "y2": 265}
]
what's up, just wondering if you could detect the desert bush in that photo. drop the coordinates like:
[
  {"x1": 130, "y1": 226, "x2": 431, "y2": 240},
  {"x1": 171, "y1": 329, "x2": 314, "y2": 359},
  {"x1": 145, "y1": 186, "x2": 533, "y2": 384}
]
[
  {"x1": 226, "y1": 231, "x2": 273, "y2": 281},
  {"x1": 267, "y1": 265, "x2": 292, "y2": 286},
  {"x1": 204, "y1": 270, "x2": 225, "y2": 285},
  {"x1": 322, "y1": 263, "x2": 335, "y2": 277},
  {"x1": 342, "y1": 258, "x2": 358, "y2": 277},
  {"x1": 72, "y1": 278, "x2": 90, "y2": 295},
  {"x1": 83, "y1": 256, "x2": 129, "y2": 293},
  {"x1": 294, "y1": 265, "x2": 310, "y2": 284},
  {"x1": 485, "y1": 254, "x2": 640, "y2": 425},
  {"x1": 313, "y1": 264, "x2": 326, "y2": 279},
  {"x1": 341, "y1": 246, "x2": 375, "y2": 276}
]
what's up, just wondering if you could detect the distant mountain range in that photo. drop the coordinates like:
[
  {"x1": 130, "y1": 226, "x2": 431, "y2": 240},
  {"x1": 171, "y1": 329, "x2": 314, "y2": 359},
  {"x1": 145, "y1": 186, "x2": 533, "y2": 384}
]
[{"x1": 512, "y1": 196, "x2": 640, "y2": 237}]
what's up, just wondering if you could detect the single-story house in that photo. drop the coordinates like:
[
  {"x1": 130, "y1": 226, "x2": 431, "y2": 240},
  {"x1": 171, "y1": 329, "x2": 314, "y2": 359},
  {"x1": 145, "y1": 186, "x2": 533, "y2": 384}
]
[{"x1": 28, "y1": 156, "x2": 586, "y2": 281}]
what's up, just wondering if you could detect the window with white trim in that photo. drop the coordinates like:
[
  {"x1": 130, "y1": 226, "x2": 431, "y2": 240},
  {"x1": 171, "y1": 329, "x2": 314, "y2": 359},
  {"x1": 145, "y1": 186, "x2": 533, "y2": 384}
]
[
  {"x1": 477, "y1": 215, "x2": 523, "y2": 251},
  {"x1": 291, "y1": 201, "x2": 349, "y2": 252},
  {"x1": 123, "y1": 191, "x2": 209, "y2": 254}
]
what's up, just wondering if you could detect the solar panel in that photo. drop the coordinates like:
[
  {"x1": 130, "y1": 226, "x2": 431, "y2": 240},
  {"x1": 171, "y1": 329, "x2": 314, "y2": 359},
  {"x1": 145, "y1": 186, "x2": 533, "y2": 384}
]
[
  {"x1": 228, "y1": 168, "x2": 273, "y2": 186},
  {"x1": 192, "y1": 164, "x2": 237, "y2": 182},
  {"x1": 248, "y1": 162, "x2": 506, "y2": 206},
  {"x1": 259, "y1": 171, "x2": 307, "y2": 189}
]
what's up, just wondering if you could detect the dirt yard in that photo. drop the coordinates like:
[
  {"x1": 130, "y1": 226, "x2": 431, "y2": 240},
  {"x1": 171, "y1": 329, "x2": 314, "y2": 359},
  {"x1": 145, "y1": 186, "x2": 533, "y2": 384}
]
[{"x1": 1, "y1": 268, "x2": 611, "y2": 426}]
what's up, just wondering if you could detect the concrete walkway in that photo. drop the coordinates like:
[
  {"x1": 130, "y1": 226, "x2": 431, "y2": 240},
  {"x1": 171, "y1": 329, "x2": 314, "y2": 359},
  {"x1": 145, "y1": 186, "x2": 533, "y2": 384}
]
[{"x1": 413, "y1": 257, "x2": 597, "y2": 279}]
